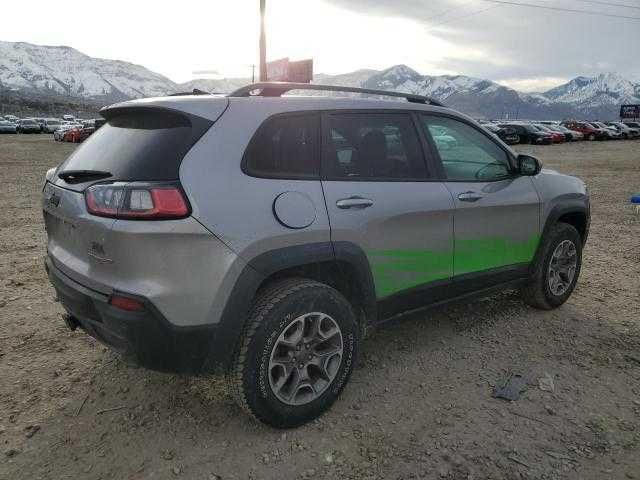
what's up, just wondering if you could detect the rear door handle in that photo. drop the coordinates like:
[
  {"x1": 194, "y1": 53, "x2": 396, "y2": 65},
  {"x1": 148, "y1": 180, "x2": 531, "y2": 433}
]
[
  {"x1": 336, "y1": 196, "x2": 374, "y2": 209},
  {"x1": 457, "y1": 191, "x2": 483, "y2": 202}
]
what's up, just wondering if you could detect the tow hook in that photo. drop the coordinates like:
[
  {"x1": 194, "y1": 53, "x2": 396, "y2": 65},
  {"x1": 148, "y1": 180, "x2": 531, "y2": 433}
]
[{"x1": 62, "y1": 313, "x2": 79, "y2": 331}]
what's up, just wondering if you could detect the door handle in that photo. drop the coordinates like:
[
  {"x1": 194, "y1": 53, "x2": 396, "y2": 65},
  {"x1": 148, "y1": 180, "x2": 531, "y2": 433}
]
[
  {"x1": 457, "y1": 191, "x2": 483, "y2": 202},
  {"x1": 336, "y1": 196, "x2": 374, "y2": 209}
]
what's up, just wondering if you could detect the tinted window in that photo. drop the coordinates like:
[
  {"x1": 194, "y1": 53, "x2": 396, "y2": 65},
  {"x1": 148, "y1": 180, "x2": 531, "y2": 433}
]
[
  {"x1": 420, "y1": 115, "x2": 511, "y2": 182},
  {"x1": 324, "y1": 113, "x2": 426, "y2": 180},
  {"x1": 244, "y1": 114, "x2": 319, "y2": 179},
  {"x1": 59, "y1": 108, "x2": 212, "y2": 182}
]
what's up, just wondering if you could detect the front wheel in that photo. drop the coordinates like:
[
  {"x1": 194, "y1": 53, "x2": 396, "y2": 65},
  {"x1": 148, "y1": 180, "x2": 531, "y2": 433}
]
[
  {"x1": 521, "y1": 223, "x2": 582, "y2": 310},
  {"x1": 587, "y1": 133, "x2": 595, "y2": 141},
  {"x1": 227, "y1": 278, "x2": 359, "y2": 428}
]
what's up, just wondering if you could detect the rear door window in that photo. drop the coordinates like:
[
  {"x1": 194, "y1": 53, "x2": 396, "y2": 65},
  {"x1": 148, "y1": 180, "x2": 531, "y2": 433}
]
[
  {"x1": 322, "y1": 113, "x2": 427, "y2": 180},
  {"x1": 59, "y1": 108, "x2": 212, "y2": 183}
]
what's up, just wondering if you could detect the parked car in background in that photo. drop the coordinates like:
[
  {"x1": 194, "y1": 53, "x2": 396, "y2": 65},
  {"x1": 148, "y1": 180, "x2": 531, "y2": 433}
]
[
  {"x1": 561, "y1": 121, "x2": 603, "y2": 141},
  {"x1": 590, "y1": 122, "x2": 621, "y2": 140},
  {"x1": 547, "y1": 124, "x2": 577, "y2": 142},
  {"x1": 62, "y1": 124, "x2": 95, "y2": 143},
  {"x1": 533, "y1": 124, "x2": 565, "y2": 143},
  {"x1": 604, "y1": 122, "x2": 639, "y2": 139},
  {"x1": 556, "y1": 125, "x2": 584, "y2": 141},
  {"x1": 43, "y1": 118, "x2": 62, "y2": 133},
  {"x1": 4, "y1": 115, "x2": 19, "y2": 123},
  {"x1": 498, "y1": 122, "x2": 553, "y2": 144},
  {"x1": 0, "y1": 120, "x2": 18, "y2": 133},
  {"x1": 62, "y1": 114, "x2": 75, "y2": 121},
  {"x1": 54, "y1": 124, "x2": 79, "y2": 141},
  {"x1": 483, "y1": 123, "x2": 520, "y2": 145},
  {"x1": 17, "y1": 118, "x2": 42, "y2": 134},
  {"x1": 623, "y1": 121, "x2": 640, "y2": 130}
]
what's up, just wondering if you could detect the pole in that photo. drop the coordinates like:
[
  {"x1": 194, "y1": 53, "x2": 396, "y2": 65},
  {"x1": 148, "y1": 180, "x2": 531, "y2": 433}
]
[{"x1": 259, "y1": 0, "x2": 267, "y2": 81}]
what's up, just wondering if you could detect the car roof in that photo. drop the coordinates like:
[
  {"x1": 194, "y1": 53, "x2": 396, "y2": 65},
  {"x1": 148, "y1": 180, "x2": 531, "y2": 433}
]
[{"x1": 105, "y1": 94, "x2": 464, "y2": 124}]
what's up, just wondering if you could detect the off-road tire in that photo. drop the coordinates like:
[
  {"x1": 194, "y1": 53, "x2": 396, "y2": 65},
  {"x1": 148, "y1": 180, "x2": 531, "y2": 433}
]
[
  {"x1": 521, "y1": 223, "x2": 582, "y2": 310},
  {"x1": 226, "y1": 278, "x2": 359, "y2": 428}
]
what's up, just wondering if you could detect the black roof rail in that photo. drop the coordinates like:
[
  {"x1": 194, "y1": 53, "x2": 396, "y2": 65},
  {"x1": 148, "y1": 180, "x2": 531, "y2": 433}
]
[
  {"x1": 168, "y1": 88, "x2": 212, "y2": 97},
  {"x1": 228, "y1": 82, "x2": 444, "y2": 107}
]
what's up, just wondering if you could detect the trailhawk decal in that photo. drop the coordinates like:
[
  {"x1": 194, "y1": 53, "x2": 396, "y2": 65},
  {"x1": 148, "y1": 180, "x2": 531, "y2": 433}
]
[{"x1": 368, "y1": 234, "x2": 540, "y2": 298}]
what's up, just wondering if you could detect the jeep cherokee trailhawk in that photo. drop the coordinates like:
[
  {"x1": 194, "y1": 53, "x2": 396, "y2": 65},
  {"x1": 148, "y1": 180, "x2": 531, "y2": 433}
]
[{"x1": 43, "y1": 83, "x2": 589, "y2": 427}]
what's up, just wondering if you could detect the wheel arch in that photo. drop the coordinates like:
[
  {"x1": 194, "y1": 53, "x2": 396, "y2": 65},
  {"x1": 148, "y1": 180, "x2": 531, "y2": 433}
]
[
  {"x1": 217, "y1": 242, "x2": 376, "y2": 363},
  {"x1": 248, "y1": 241, "x2": 377, "y2": 326},
  {"x1": 542, "y1": 202, "x2": 590, "y2": 247}
]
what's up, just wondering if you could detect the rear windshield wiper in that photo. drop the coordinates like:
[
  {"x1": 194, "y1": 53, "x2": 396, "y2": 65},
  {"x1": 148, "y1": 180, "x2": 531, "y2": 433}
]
[{"x1": 58, "y1": 170, "x2": 113, "y2": 183}]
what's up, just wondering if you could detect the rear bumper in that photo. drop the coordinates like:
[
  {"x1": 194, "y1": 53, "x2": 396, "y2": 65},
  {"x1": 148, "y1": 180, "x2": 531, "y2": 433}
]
[{"x1": 45, "y1": 256, "x2": 234, "y2": 374}]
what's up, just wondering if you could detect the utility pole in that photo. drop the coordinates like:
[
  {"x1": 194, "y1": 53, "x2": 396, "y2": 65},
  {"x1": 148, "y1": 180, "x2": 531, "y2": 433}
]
[{"x1": 259, "y1": 0, "x2": 267, "y2": 81}]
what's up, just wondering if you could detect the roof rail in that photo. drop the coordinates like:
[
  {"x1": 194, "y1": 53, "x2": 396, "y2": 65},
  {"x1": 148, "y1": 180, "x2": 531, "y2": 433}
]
[
  {"x1": 228, "y1": 82, "x2": 444, "y2": 107},
  {"x1": 168, "y1": 88, "x2": 212, "y2": 97}
]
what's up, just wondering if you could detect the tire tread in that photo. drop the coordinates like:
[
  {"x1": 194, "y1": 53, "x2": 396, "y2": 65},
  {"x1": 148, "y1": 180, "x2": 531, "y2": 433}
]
[{"x1": 226, "y1": 278, "x2": 334, "y2": 422}]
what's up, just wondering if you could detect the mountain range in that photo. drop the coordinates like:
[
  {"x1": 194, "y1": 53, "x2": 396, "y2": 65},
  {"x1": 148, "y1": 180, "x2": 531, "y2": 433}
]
[{"x1": 1, "y1": 40, "x2": 638, "y2": 120}]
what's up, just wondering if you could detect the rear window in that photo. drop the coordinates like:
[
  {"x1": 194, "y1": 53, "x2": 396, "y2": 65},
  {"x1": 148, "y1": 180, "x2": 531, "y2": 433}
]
[
  {"x1": 59, "y1": 108, "x2": 212, "y2": 182},
  {"x1": 243, "y1": 113, "x2": 320, "y2": 179}
]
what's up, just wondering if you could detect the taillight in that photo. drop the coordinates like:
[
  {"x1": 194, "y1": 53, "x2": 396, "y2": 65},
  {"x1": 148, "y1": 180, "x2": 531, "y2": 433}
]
[{"x1": 85, "y1": 182, "x2": 190, "y2": 220}]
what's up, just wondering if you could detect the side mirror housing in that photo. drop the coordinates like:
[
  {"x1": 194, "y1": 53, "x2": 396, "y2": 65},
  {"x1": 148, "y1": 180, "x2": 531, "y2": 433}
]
[{"x1": 517, "y1": 154, "x2": 541, "y2": 176}]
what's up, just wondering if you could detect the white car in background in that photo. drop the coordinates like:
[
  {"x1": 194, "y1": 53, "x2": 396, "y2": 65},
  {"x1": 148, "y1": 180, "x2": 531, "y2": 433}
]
[
  {"x1": 605, "y1": 122, "x2": 640, "y2": 139},
  {"x1": 0, "y1": 120, "x2": 18, "y2": 133},
  {"x1": 43, "y1": 118, "x2": 63, "y2": 133}
]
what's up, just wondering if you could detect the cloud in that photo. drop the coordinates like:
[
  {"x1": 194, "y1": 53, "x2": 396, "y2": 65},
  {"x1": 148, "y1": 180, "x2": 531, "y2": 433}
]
[{"x1": 322, "y1": 0, "x2": 640, "y2": 87}]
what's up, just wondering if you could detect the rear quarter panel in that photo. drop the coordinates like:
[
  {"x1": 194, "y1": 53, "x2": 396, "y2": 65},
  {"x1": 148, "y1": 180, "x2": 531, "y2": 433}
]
[{"x1": 179, "y1": 99, "x2": 331, "y2": 266}]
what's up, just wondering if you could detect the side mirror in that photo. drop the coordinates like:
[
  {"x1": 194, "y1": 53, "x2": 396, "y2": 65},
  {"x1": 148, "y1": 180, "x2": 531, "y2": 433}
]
[{"x1": 517, "y1": 154, "x2": 541, "y2": 176}]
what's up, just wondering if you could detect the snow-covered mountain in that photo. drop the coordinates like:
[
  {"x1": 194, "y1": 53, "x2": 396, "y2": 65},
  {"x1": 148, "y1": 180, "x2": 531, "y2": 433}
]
[
  {"x1": 315, "y1": 65, "x2": 640, "y2": 120},
  {"x1": 543, "y1": 73, "x2": 640, "y2": 107},
  {"x1": 1, "y1": 40, "x2": 638, "y2": 120},
  {"x1": 0, "y1": 41, "x2": 177, "y2": 102}
]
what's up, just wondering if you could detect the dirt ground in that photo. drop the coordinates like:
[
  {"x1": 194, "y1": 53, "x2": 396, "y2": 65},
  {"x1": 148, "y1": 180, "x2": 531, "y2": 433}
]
[{"x1": 1, "y1": 134, "x2": 639, "y2": 480}]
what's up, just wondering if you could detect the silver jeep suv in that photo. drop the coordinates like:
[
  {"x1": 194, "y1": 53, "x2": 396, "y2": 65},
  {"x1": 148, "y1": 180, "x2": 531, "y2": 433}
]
[{"x1": 42, "y1": 83, "x2": 589, "y2": 427}]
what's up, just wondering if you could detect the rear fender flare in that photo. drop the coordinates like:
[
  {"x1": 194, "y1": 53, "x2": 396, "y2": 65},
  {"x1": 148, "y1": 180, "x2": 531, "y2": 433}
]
[{"x1": 216, "y1": 242, "x2": 377, "y2": 368}]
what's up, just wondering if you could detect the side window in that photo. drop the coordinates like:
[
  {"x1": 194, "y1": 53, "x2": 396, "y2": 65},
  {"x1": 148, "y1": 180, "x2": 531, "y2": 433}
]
[
  {"x1": 323, "y1": 113, "x2": 427, "y2": 180},
  {"x1": 244, "y1": 114, "x2": 319, "y2": 179},
  {"x1": 420, "y1": 115, "x2": 512, "y2": 182}
]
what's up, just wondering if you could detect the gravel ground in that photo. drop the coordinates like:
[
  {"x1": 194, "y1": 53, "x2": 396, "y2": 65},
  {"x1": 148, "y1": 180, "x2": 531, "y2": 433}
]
[{"x1": 1, "y1": 135, "x2": 639, "y2": 480}]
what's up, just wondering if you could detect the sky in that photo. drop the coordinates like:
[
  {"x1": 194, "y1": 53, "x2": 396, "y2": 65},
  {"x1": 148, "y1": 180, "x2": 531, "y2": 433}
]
[{"x1": 2, "y1": 0, "x2": 639, "y2": 92}]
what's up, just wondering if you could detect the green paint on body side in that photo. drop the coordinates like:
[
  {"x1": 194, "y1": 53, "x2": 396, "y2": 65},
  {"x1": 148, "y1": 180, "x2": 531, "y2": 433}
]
[
  {"x1": 369, "y1": 249, "x2": 452, "y2": 298},
  {"x1": 454, "y1": 235, "x2": 540, "y2": 276},
  {"x1": 368, "y1": 234, "x2": 540, "y2": 298}
]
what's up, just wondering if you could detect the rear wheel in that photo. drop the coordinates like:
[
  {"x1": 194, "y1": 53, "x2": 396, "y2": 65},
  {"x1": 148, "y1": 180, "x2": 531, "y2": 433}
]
[
  {"x1": 521, "y1": 223, "x2": 582, "y2": 310},
  {"x1": 587, "y1": 133, "x2": 595, "y2": 141},
  {"x1": 227, "y1": 278, "x2": 359, "y2": 428}
]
